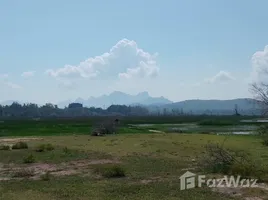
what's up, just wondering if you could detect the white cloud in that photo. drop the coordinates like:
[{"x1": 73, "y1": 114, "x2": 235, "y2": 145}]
[
  {"x1": 118, "y1": 60, "x2": 159, "y2": 79},
  {"x1": 5, "y1": 81, "x2": 22, "y2": 89},
  {"x1": 46, "y1": 39, "x2": 159, "y2": 80},
  {"x1": 251, "y1": 45, "x2": 268, "y2": 83},
  {"x1": 0, "y1": 74, "x2": 22, "y2": 89},
  {"x1": 21, "y1": 71, "x2": 35, "y2": 78},
  {"x1": 204, "y1": 71, "x2": 235, "y2": 84}
]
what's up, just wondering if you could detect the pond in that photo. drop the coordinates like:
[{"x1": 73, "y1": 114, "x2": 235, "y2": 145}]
[
  {"x1": 217, "y1": 131, "x2": 255, "y2": 135},
  {"x1": 241, "y1": 119, "x2": 268, "y2": 123},
  {"x1": 130, "y1": 123, "x2": 259, "y2": 135}
]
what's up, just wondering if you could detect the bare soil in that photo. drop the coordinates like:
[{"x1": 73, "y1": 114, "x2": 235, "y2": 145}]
[{"x1": 0, "y1": 159, "x2": 121, "y2": 181}]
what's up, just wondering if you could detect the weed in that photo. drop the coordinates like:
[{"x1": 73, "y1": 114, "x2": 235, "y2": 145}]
[
  {"x1": 200, "y1": 142, "x2": 264, "y2": 179},
  {"x1": 94, "y1": 165, "x2": 126, "y2": 178},
  {"x1": 0, "y1": 145, "x2": 10, "y2": 150},
  {"x1": 23, "y1": 154, "x2": 36, "y2": 163},
  {"x1": 257, "y1": 125, "x2": 268, "y2": 146},
  {"x1": 40, "y1": 172, "x2": 52, "y2": 181},
  {"x1": 63, "y1": 147, "x2": 71, "y2": 154},
  {"x1": 35, "y1": 143, "x2": 55, "y2": 152}
]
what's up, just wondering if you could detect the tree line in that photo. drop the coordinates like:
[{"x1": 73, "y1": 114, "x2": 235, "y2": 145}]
[{"x1": 0, "y1": 102, "x2": 150, "y2": 118}]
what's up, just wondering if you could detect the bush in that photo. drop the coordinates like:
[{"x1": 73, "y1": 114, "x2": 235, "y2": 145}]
[
  {"x1": 0, "y1": 145, "x2": 10, "y2": 150},
  {"x1": 63, "y1": 147, "x2": 71, "y2": 154},
  {"x1": 257, "y1": 125, "x2": 268, "y2": 146},
  {"x1": 229, "y1": 162, "x2": 257, "y2": 178},
  {"x1": 200, "y1": 142, "x2": 263, "y2": 179},
  {"x1": 40, "y1": 172, "x2": 52, "y2": 181},
  {"x1": 23, "y1": 154, "x2": 35, "y2": 163},
  {"x1": 200, "y1": 143, "x2": 234, "y2": 174},
  {"x1": 94, "y1": 165, "x2": 126, "y2": 178},
  {"x1": 35, "y1": 144, "x2": 54, "y2": 152},
  {"x1": 12, "y1": 141, "x2": 28, "y2": 149},
  {"x1": 91, "y1": 119, "x2": 119, "y2": 136},
  {"x1": 13, "y1": 169, "x2": 35, "y2": 178}
]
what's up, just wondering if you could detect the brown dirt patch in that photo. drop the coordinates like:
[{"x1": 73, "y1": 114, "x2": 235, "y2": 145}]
[
  {"x1": 0, "y1": 159, "x2": 120, "y2": 181},
  {"x1": 138, "y1": 176, "x2": 177, "y2": 185},
  {"x1": 245, "y1": 198, "x2": 263, "y2": 200},
  {"x1": 212, "y1": 183, "x2": 268, "y2": 200},
  {"x1": 51, "y1": 169, "x2": 79, "y2": 176},
  {"x1": 0, "y1": 138, "x2": 43, "y2": 145},
  {"x1": 212, "y1": 187, "x2": 243, "y2": 197}
]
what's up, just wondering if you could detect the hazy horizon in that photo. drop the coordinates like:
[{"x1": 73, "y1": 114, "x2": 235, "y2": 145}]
[{"x1": 0, "y1": 90, "x2": 253, "y2": 106}]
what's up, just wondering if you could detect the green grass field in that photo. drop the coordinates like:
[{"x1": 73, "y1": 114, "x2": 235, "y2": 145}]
[
  {"x1": 0, "y1": 116, "x2": 268, "y2": 200},
  {"x1": 0, "y1": 115, "x2": 263, "y2": 137}
]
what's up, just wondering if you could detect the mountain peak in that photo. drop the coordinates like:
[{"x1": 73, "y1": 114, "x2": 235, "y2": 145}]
[
  {"x1": 75, "y1": 98, "x2": 84, "y2": 103},
  {"x1": 110, "y1": 91, "x2": 126, "y2": 95},
  {"x1": 137, "y1": 91, "x2": 149, "y2": 97},
  {"x1": 56, "y1": 91, "x2": 172, "y2": 108}
]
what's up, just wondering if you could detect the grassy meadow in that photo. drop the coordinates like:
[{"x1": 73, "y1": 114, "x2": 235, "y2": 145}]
[{"x1": 1, "y1": 116, "x2": 268, "y2": 200}]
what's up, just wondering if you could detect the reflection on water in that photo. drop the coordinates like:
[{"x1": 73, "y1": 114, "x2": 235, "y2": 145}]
[
  {"x1": 217, "y1": 131, "x2": 254, "y2": 135},
  {"x1": 241, "y1": 119, "x2": 268, "y2": 123},
  {"x1": 131, "y1": 122, "x2": 262, "y2": 135}
]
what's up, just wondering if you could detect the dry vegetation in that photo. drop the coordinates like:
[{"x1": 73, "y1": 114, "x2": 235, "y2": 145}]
[
  {"x1": 0, "y1": 133, "x2": 268, "y2": 200},
  {"x1": 1, "y1": 111, "x2": 268, "y2": 200}
]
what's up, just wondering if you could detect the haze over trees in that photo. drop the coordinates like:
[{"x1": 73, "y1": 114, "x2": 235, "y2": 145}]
[{"x1": 0, "y1": 102, "x2": 150, "y2": 118}]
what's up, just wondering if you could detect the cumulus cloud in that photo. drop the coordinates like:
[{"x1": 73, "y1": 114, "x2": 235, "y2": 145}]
[
  {"x1": 251, "y1": 45, "x2": 268, "y2": 83},
  {"x1": 21, "y1": 71, "x2": 35, "y2": 78},
  {"x1": 205, "y1": 71, "x2": 235, "y2": 84},
  {"x1": 46, "y1": 39, "x2": 159, "y2": 80},
  {"x1": 0, "y1": 74, "x2": 22, "y2": 89}
]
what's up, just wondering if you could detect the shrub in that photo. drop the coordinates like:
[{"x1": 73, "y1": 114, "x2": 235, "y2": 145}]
[
  {"x1": 12, "y1": 141, "x2": 28, "y2": 149},
  {"x1": 35, "y1": 144, "x2": 54, "y2": 152},
  {"x1": 94, "y1": 165, "x2": 126, "y2": 178},
  {"x1": 13, "y1": 169, "x2": 35, "y2": 178},
  {"x1": 40, "y1": 172, "x2": 52, "y2": 181},
  {"x1": 200, "y1": 142, "x2": 263, "y2": 179},
  {"x1": 91, "y1": 119, "x2": 119, "y2": 136},
  {"x1": 63, "y1": 147, "x2": 71, "y2": 154},
  {"x1": 229, "y1": 162, "x2": 257, "y2": 178},
  {"x1": 45, "y1": 144, "x2": 54, "y2": 151},
  {"x1": 23, "y1": 154, "x2": 35, "y2": 163},
  {"x1": 0, "y1": 145, "x2": 10, "y2": 150},
  {"x1": 257, "y1": 125, "x2": 268, "y2": 146}
]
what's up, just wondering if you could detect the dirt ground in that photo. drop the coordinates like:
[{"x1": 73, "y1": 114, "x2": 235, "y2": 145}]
[{"x1": 0, "y1": 159, "x2": 121, "y2": 181}]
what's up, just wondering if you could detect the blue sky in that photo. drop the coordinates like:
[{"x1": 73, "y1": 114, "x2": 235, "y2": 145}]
[{"x1": 1, "y1": 0, "x2": 268, "y2": 104}]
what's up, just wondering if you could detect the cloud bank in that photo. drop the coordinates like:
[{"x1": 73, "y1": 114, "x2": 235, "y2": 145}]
[
  {"x1": 46, "y1": 39, "x2": 159, "y2": 80},
  {"x1": 251, "y1": 45, "x2": 268, "y2": 83}
]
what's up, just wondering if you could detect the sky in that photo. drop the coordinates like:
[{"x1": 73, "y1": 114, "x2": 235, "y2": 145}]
[{"x1": 1, "y1": 0, "x2": 268, "y2": 104}]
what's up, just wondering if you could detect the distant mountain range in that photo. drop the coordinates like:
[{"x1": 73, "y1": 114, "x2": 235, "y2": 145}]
[
  {"x1": 0, "y1": 91, "x2": 262, "y2": 115},
  {"x1": 151, "y1": 98, "x2": 261, "y2": 115},
  {"x1": 57, "y1": 91, "x2": 173, "y2": 108}
]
